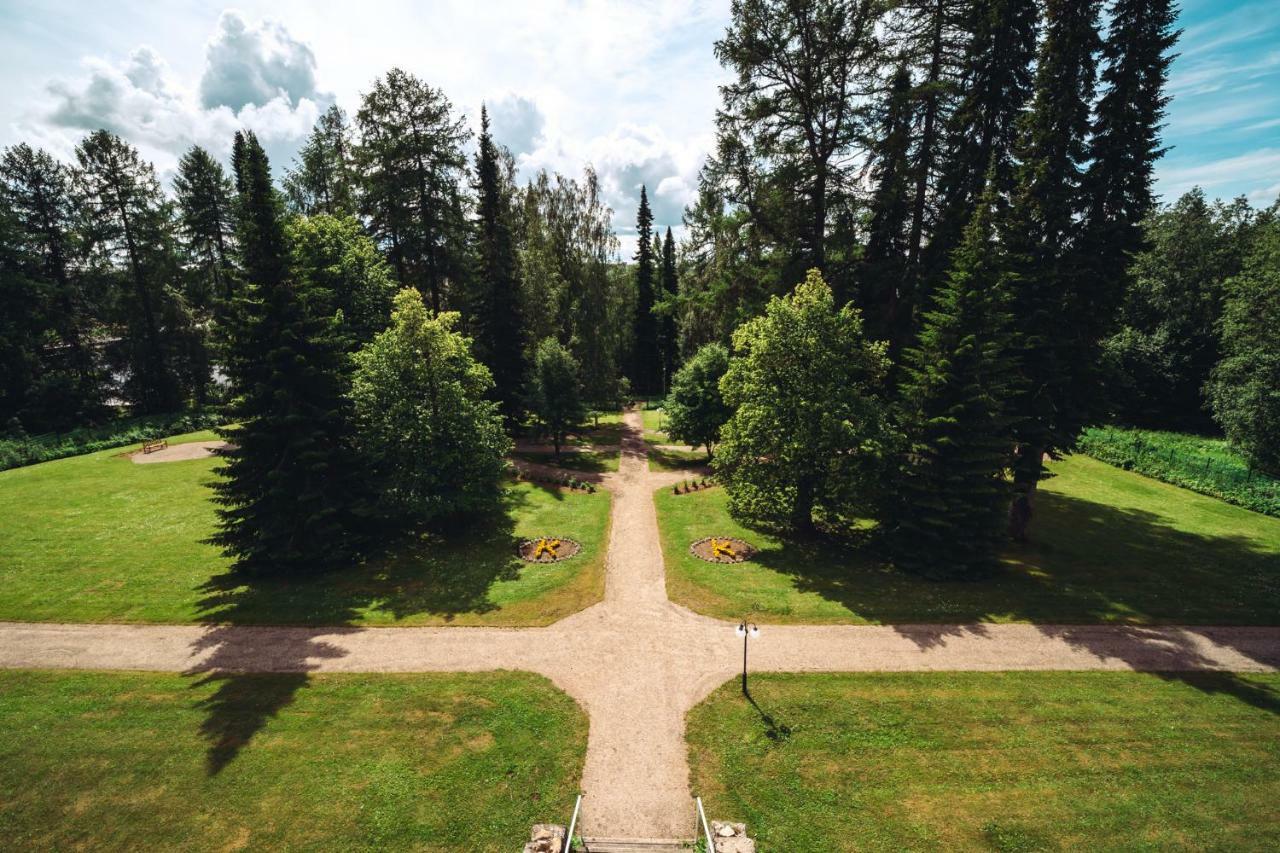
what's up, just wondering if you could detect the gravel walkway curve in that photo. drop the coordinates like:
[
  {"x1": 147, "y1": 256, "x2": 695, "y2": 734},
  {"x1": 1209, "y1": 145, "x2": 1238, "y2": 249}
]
[{"x1": 3, "y1": 409, "x2": 1279, "y2": 838}]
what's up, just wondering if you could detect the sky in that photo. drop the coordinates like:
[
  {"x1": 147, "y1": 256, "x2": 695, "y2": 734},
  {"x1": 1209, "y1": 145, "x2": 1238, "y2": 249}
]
[{"x1": 1, "y1": 0, "x2": 1277, "y2": 254}]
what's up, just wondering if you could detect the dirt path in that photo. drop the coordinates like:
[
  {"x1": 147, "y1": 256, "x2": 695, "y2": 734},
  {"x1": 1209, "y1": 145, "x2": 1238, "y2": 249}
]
[{"x1": 3, "y1": 409, "x2": 1279, "y2": 839}]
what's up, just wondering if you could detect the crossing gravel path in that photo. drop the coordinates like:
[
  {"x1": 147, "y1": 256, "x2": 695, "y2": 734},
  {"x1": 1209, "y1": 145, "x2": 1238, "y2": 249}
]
[{"x1": 3, "y1": 409, "x2": 1278, "y2": 838}]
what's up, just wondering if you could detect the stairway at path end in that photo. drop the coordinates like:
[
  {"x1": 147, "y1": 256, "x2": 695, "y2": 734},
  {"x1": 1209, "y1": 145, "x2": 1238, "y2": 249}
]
[{"x1": 578, "y1": 838, "x2": 690, "y2": 853}]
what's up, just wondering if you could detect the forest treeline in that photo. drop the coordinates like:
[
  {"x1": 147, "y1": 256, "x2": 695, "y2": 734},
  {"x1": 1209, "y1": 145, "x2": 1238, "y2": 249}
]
[{"x1": 3, "y1": 0, "x2": 1277, "y2": 577}]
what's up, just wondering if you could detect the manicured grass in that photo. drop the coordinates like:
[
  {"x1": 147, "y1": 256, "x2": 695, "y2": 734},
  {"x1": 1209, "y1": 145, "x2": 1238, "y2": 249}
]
[
  {"x1": 688, "y1": 672, "x2": 1280, "y2": 852},
  {"x1": 641, "y1": 408, "x2": 665, "y2": 434},
  {"x1": 659, "y1": 455, "x2": 1280, "y2": 624},
  {"x1": 0, "y1": 432, "x2": 611, "y2": 626},
  {"x1": 649, "y1": 446, "x2": 710, "y2": 473},
  {"x1": 0, "y1": 669, "x2": 586, "y2": 851},
  {"x1": 1079, "y1": 425, "x2": 1280, "y2": 516},
  {"x1": 512, "y1": 449, "x2": 620, "y2": 473}
]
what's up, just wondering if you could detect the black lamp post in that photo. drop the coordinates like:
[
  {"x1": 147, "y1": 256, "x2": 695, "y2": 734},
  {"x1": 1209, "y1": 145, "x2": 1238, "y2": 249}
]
[{"x1": 736, "y1": 620, "x2": 759, "y2": 695}]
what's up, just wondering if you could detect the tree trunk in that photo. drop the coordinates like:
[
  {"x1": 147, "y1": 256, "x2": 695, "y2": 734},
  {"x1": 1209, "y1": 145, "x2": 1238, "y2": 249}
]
[
  {"x1": 792, "y1": 477, "x2": 816, "y2": 534},
  {"x1": 1008, "y1": 443, "x2": 1044, "y2": 542}
]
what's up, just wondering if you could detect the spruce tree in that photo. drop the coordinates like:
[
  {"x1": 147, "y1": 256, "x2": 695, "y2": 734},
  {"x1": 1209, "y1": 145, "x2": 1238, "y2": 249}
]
[
  {"x1": 860, "y1": 67, "x2": 916, "y2": 348},
  {"x1": 659, "y1": 227, "x2": 680, "y2": 387},
  {"x1": 1082, "y1": 0, "x2": 1179, "y2": 324},
  {"x1": 211, "y1": 133, "x2": 365, "y2": 575},
  {"x1": 926, "y1": 0, "x2": 1038, "y2": 291},
  {"x1": 472, "y1": 105, "x2": 525, "y2": 422},
  {"x1": 630, "y1": 185, "x2": 660, "y2": 395},
  {"x1": 893, "y1": 176, "x2": 1018, "y2": 578},
  {"x1": 1003, "y1": 0, "x2": 1102, "y2": 539}
]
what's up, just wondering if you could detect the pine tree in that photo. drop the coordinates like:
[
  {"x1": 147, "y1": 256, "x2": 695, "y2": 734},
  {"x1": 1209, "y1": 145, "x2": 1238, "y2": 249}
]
[
  {"x1": 859, "y1": 67, "x2": 916, "y2": 348},
  {"x1": 926, "y1": 0, "x2": 1038, "y2": 299},
  {"x1": 630, "y1": 185, "x2": 661, "y2": 395},
  {"x1": 284, "y1": 105, "x2": 357, "y2": 216},
  {"x1": 173, "y1": 145, "x2": 236, "y2": 309},
  {"x1": 1004, "y1": 0, "x2": 1102, "y2": 539},
  {"x1": 1082, "y1": 0, "x2": 1179, "y2": 323},
  {"x1": 355, "y1": 68, "x2": 470, "y2": 313},
  {"x1": 659, "y1": 227, "x2": 680, "y2": 388},
  {"x1": 893, "y1": 176, "x2": 1018, "y2": 578},
  {"x1": 75, "y1": 130, "x2": 185, "y2": 413},
  {"x1": 211, "y1": 133, "x2": 365, "y2": 574},
  {"x1": 472, "y1": 105, "x2": 525, "y2": 423}
]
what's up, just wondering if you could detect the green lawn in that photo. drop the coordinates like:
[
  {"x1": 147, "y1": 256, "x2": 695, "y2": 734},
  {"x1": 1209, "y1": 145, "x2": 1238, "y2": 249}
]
[
  {"x1": 511, "y1": 449, "x2": 620, "y2": 473},
  {"x1": 689, "y1": 672, "x2": 1280, "y2": 852},
  {"x1": 0, "y1": 432, "x2": 611, "y2": 626},
  {"x1": 659, "y1": 455, "x2": 1280, "y2": 624},
  {"x1": 641, "y1": 408, "x2": 665, "y2": 434},
  {"x1": 0, "y1": 669, "x2": 586, "y2": 851}
]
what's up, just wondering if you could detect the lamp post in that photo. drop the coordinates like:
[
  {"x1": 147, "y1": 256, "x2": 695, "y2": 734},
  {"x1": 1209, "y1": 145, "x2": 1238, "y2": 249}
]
[{"x1": 736, "y1": 621, "x2": 759, "y2": 695}]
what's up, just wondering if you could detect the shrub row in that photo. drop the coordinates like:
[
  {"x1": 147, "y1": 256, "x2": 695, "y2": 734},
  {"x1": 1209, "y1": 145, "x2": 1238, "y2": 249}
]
[
  {"x1": 1077, "y1": 426, "x2": 1280, "y2": 517},
  {"x1": 516, "y1": 470, "x2": 597, "y2": 493},
  {"x1": 0, "y1": 411, "x2": 226, "y2": 472},
  {"x1": 673, "y1": 478, "x2": 715, "y2": 495}
]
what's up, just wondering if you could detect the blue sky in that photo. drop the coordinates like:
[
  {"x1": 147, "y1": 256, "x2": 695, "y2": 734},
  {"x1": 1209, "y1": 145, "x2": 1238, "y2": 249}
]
[{"x1": 0, "y1": 0, "x2": 1277, "y2": 252}]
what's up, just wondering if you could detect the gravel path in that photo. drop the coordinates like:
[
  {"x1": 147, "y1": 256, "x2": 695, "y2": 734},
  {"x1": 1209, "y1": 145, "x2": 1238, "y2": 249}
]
[{"x1": 4, "y1": 409, "x2": 1279, "y2": 838}]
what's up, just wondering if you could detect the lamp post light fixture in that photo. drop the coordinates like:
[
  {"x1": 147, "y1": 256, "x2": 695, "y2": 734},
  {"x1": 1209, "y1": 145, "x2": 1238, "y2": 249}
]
[{"x1": 736, "y1": 621, "x2": 760, "y2": 695}]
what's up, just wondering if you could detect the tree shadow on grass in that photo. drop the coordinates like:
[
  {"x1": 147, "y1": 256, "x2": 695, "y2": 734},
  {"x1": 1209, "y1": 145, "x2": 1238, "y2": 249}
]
[
  {"x1": 750, "y1": 489, "x2": 1279, "y2": 630},
  {"x1": 186, "y1": 488, "x2": 529, "y2": 773}
]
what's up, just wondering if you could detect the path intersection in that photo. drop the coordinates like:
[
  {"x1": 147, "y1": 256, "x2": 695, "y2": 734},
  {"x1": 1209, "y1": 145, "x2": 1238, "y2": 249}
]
[{"x1": 1, "y1": 411, "x2": 1276, "y2": 838}]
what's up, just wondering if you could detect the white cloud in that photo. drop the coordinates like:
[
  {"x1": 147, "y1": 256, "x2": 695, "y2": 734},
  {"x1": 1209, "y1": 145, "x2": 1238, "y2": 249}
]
[
  {"x1": 25, "y1": 14, "x2": 328, "y2": 180},
  {"x1": 1156, "y1": 147, "x2": 1280, "y2": 201},
  {"x1": 199, "y1": 11, "x2": 325, "y2": 110}
]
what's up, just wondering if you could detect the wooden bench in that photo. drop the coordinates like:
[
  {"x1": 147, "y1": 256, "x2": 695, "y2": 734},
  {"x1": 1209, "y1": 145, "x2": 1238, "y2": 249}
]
[{"x1": 141, "y1": 439, "x2": 169, "y2": 454}]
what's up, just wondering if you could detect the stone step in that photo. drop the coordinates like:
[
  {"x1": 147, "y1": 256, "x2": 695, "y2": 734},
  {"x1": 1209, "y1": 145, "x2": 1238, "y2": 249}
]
[{"x1": 577, "y1": 837, "x2": 690, "y2": 853}]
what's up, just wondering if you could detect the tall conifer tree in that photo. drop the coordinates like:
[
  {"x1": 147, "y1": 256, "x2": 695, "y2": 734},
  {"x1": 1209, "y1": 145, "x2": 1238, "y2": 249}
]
[
  {"x1": 173, "y1": 145, "x2": 236, "y2": 309},
  {"x1": 472, "y1": 105, "x2": 525, "y2": 422},
  {"x1": 659, "y1": 227, "x2": 680, "y2": 387},
  {"x1": 631, "y1": 185, "x2": 660, "y2": 394},
  {"x1": 1004, "y1": 0, "x2": 1102, "y2": 539},
  {"x1": 211, "y1": 133, "x2": 364, "y2": 574},
  {"x1": 893, "y1": 175, "x2": 1018, "y2": 577}
]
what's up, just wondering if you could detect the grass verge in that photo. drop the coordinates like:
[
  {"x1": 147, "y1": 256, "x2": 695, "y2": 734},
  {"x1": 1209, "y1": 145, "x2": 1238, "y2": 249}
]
[
  {"x1": 689, "y1": 672, "x2": 1280, "y2": 852},
  {"x1": 0, "y1": 431, "x2": 611, "y2": 626},
  {"x1": 658, "y1": 455, "x2": 1280, "y2": 624},
  {"x1": 0, "y1": 669, "x2": 586, "y2": 852},
  {"x1": 1078, "y1": 426, "x2": 1280, "y2": 517}
]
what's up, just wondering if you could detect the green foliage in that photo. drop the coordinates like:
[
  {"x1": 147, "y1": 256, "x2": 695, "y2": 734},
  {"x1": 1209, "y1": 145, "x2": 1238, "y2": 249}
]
[
  {"x1": 173, "y1": 144, "x2": 236, "y2": 310},
  {"x1": 631, "y1": 185, "x2": 661, "y2": 394},
  {"x1": 715, "y1": 269, "x2": 890, "y2": 531},
  {"x1": 286, "y1": 213, "x2": 395, "y2": 348},
  {"x1": 658, "y1": 226, "x2": 680, "y2": 387},
  {"x1": 355, "y1": 68, "x2": 470, "y2": 314},
  {"x1": 1104, "y1": 191, "x2": 1268, "y2": 429},
  {"x1": 893, "y1": 189, "x2": 1019, "y2": 578},
  {"x1": 212, "y1": 135, "x2": 366, "y2": 575},
  {"x1": 528, "y1": 337, "x2": 587, "y2": 456},
  {"x1": 1207, "y1": 220, "x2": 1280, "y2": 475},
  {"x1": 664, "y1": 343, "x2": 731, "y2": 457},
  {"x1": 351, "y1": 288, "x2": 510, "y2": 524},
  {"x1": 76, "y1": 130, "x2": 191, "y2": 414},
  {"x1": 0, "y1": 411, "x2": 224, "y2": 471},
  {"x1": 283, "y1": 104, "x2": 357, "y2": 216},
  {"x1": 1077, "y1": 426, "x2": 1280, "y2": 518},
  {"x1": 472, "y1": 105, "x2": 526, "y2": 422}
]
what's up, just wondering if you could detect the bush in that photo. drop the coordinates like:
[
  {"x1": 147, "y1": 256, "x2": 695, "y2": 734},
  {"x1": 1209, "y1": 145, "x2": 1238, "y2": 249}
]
[
  {"x1": 0, "y1": 410, "x2": 225, "y2": 471},
  {"x1": 1077, "y1": 426, "x2": 1280, "y2": 517}
]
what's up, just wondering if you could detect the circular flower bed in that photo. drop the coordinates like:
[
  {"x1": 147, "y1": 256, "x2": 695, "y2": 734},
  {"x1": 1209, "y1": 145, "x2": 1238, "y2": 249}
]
[
  {"x1": 689, "y1": 536, "x2": 756, "y2": 564},
  {"x1": 516, "y1": 537, "x2": 582, "y2": 563}
]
